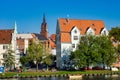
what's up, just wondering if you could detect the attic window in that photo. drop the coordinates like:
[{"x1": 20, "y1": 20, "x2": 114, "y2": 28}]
[
  {"x1": 104, "y1": 31, "x2": 106, "y2": 35},
  {"x1": 74, "y1": 30, "x2": 77, "y2": 33}
]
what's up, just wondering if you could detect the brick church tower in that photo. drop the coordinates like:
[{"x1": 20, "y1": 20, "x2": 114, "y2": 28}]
[{"x1": 40, "y1": 14, "x2": 48, "y2": 39}]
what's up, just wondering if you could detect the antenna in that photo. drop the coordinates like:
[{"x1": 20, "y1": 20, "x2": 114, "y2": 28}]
[
  {"x1": 67, "y1": 14, "x2": 70, "y2": 19},
  {"x1": 66, "y1": 14, "x2": 70, "y2": 23}
]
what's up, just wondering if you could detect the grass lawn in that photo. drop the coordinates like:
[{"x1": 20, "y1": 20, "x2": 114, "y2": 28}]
[{"x1": 0, "y1": 70, "x2": 120, "y2": 78}]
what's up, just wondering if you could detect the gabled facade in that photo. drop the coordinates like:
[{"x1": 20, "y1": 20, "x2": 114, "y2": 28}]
[
  {"x1": 33, "y1": 14, "x2": 56, "y2": 55},
  {"x1": 0, "y1": 22, "x2": 21, "y2": 68},
  {"x1": 16, "y1": 33, "x2": 33, "y2": 55},
  {"x1": 56, "y1": 18, "x2": 109, "y2": 69},
  {"x1": 0, "y1": 29, "x2": 14, "y2": 66}
]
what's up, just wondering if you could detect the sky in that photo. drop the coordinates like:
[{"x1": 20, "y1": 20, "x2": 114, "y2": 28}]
[{"x1": 0, "y1": 0, "x2": 120, "y2": 35}]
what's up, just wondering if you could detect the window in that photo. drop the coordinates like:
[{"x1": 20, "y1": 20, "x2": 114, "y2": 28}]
[
  {"x1": 74, "y1": 30, "x2": 77, "y2": 33},
  {"x1": 74, "y1": 36, "x2": 78, "y2": 40},
  {"x1": 3, "y1": 54, "x2": 7, "y2": 58},
  {"x1": 3, "y1": 45, "x2": 8, "y2": 50},
  {"x1": 72, "y1": 44, "x2": 75, "y2": 48},
  {"x1": 104, "y1": 31, "x2": 106, "y2": 35}
]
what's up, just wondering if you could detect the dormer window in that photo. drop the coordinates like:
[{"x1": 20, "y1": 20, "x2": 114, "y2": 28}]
[
  {"x1": 104, "y1": 31, "x2": 106, "y2": 35},
  {"x1": 74, "y1": 30, "x2": 77, "y2": 33}
]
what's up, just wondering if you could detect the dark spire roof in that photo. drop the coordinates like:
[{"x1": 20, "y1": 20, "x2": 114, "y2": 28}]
[{"x1": 43, "y1": 13, "x2": 46, "y2": 23}]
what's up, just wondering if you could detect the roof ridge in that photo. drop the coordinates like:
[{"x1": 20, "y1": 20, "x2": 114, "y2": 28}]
[
  {"x1": 0, "y1": 29, "x2": 14, "y2": 30},
  {"x1": 59, "y1": 18, "x2": 103, "y2": 21}
]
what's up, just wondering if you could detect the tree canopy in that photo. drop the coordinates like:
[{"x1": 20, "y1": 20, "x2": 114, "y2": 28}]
[
  {"x1": 3, "y1": 46, "x2": 15, "y2": 70},
  {"x1": 71, "y1": 35, "x2": 117, "y2": 69},
  {"x1": 27, "y1": 41, "x2": 53, "y2": 71},
  {"x1": 109, "y1": 27, "x2": 120, "y2": 41}
]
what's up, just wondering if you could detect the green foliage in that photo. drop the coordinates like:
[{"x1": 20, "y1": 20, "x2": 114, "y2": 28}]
[
  {"x1": 71, "y1": 35, "x2": 117, "y2": 68},
  {"x1": 27, "y1": 41, "x2": 44, "y2": 71},
  {"x1": 109, "y1": 27, "x2": 120, "y2": 41},
  {"x1": 27, "y1": 41, "x2": 54, "y2": 71},
  {"x1": 43, "y1": 55, "x2": 53, "y2": 70},
  {"x1": 97, "y1": 36, "x2": 117, "y2": 66},
  {"x1": 118, "y1": 45, "x2": 120, "y2": 55},
  {"x1": 20, "y1": 56, "x2": 27, "y2": 66},
  {"x1": 3, "y1": 47, "x2": 15, "y2": 70}
]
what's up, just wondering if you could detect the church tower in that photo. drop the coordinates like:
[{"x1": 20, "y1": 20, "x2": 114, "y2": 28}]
[{"x1": 40, "y1": 14, "x2": 48, "y2": 38}]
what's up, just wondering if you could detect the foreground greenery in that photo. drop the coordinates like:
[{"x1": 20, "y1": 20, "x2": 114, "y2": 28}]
[
  {"x1": 70, "y1": 35, "x2": 117, "y2": 69},
  {"x1": 0, "y1": 70, "x2": 120, "y2": 77}
]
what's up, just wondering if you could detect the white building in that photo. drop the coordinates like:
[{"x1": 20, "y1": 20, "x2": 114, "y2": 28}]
[
  {"x1": 56, "y1": 18, "x2": 109, "y2": 69},
  {"x1": 16, "y1": 33, "x2": 33, "y2": 55},
  {"x1": 0, "y1": 22, "x2": 21, "y2": 68}
]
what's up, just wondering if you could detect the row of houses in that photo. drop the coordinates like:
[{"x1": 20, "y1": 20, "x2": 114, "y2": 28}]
[
  {"x1": 1, "y1": 15, "x2": 119, "y2": 69},
  {"x1": 0, "y1": 15, "x2": 56, "y2": 68}
]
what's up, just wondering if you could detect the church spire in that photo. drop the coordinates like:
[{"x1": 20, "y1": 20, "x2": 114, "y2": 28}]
[
  {"x1": 14, "y1": 21, "x2": 17, "y2": 34},
  {"x1": 40, "y1": 14, "x2": 48, "y2": 38},
  {"x1": 43, "y1": 13, "x2": 46, "y2": 23}
]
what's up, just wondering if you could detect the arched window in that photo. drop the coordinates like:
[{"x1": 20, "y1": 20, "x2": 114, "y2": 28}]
[{"x1": 74, "y1": 30, "x2": 77, "y2": 33}]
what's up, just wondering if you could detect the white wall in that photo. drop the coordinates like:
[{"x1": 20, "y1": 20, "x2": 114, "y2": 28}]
[
  {"x1": 71, "y1": 27, "x2": 80, "y2": 51},
  {"x1": 0, "y1": 44, "x2": 9, "y2": 65},
  {"x1": 60, "y1": 43, "x2": 72, "y2": 68},
  {"x1": 86, "y1": 28, "x2": 95, "y2": 35},
  {"x1": 24, "y1": 39, "x2": 29, "y2": 53},
  {"x1": 101, "y1": 28, "x2": 109, "y2": 36},
  {"x1": 51, "y1": 49, "x2": 56, "y2": 55}
]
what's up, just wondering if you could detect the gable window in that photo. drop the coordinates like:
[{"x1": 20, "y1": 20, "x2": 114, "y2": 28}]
[
  {"x1": 74, "y1": 36, "x2": 78, "y2": 40},
  {"x1": 104, "y1": 31, "x2": 106, "y2": 35},
  {"x1": 74, "y1": 30, "x2": 77, "y2": 33},
  {"x1": 72, "y1": 44, "x2": 75, "y2": 48},
  {"x1": 3, "y1": 45, "x2": 8, "y2": 50}
]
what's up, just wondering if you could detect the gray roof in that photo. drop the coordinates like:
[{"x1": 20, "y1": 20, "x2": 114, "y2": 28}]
[{"x1": 33, "y1": 33, "x2": 48, "y2": 40}]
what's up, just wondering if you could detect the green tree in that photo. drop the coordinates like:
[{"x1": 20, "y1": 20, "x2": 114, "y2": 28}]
[
  {"x1": 43, "y1": 54, "x2": 53, "y2": 71},
  {"x1": 109, "y1": 27, "x2": 120, "y2": 41},
  {"x1": 20, "y1": 56, "x2": 27, "y2": 67},
  {"x1": 71, "y1": 35, "x2": 117, "y2": 69},
  {"x1": 109, "y1": 27, "x2": 120, "y2": 62},
  {"x1": 71, "y1": 35, "x2": 101, "y2": 68},
  {"x1": 27, "y1": 41, "x2": 46, "y2": 71},
  {"x1": 3, "y1": 47, "x2": 15, "y2": 71},
  {"x1": 97, "y1": 36, "x2": 117, "y2": 68}
]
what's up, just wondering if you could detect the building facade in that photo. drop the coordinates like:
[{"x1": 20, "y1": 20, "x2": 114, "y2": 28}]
[
  {"x1": 0, "y1": 22, "x2": 21, "y2": 68},
  {"x1": 33, "y1": 14, "x2": 56, "y2": 55},
  {"x1": 56, "y1": 18, "x2": 109, "y2": 69}
]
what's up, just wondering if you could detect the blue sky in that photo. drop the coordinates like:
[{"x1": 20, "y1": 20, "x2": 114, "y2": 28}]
[{"x1": 0, "y1": 0, "x2": 120, "y2": 35}]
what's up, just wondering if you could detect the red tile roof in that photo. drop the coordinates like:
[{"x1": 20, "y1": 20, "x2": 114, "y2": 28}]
[
  {"x1": 59, "y1": 18, "x2": 105, "y2": 42},
  {"x1": 50, "y1": 34, "x2": 56, "y2": 41},
  {"x1": 59, "y1": 18, "x2": 105, "y2": 35},
  {"x1": 61, "y1": 33, "x2": 71, "y2": 43},
  {"x1": 49, "y1": 40, "x2": 56, "y2": 49},
  {"x1": 0, "y1": 29, "x2": 14, "y2": 44}
]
